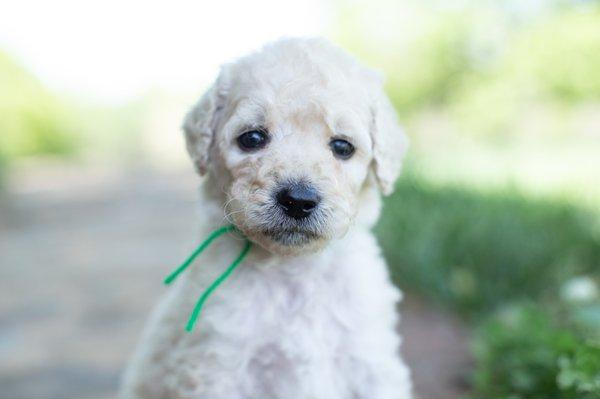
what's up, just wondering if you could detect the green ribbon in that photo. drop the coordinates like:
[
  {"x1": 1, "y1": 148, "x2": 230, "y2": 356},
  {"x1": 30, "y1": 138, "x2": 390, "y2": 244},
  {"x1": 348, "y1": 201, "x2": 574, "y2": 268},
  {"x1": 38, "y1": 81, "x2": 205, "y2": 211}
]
[{"x1": 163, "y1": 225, "x2": 252, "y2": 332}]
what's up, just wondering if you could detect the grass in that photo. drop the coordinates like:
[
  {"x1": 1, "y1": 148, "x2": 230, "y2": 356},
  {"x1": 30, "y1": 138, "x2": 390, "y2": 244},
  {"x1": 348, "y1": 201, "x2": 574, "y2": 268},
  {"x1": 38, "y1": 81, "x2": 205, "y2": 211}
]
[{"x1": 377, "y1": 173, "x2": 600, "y2": 319}]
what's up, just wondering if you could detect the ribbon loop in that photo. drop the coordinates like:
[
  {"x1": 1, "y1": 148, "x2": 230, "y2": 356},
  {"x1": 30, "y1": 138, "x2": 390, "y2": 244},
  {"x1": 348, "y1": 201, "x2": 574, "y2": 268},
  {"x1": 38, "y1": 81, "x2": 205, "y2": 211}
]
[{"x1": 162, "y1": 225, "x2": 251, "y2": 332}]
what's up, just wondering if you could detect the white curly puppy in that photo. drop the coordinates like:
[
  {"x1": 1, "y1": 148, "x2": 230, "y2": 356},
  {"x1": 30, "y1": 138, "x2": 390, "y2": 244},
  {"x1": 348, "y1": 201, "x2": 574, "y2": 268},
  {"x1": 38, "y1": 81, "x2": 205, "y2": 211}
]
[{"x1": 121, "y1": 37, "x2": 411, "y2": 399}]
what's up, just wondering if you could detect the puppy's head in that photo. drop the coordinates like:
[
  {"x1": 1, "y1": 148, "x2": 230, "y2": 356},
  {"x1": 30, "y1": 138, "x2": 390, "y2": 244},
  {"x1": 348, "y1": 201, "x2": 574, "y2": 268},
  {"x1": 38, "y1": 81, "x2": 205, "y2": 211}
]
[{"x1": 183, "y1": 38, "x2": 407, "y2": 255}]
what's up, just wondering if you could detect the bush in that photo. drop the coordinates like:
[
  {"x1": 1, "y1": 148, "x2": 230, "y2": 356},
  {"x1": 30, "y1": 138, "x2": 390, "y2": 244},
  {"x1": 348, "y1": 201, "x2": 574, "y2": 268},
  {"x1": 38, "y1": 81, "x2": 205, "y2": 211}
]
[
  {"x1": 376, "y1": 173, "x2": 600, "y2": 397},
  {"x1": 558, "y1": 341, "x2": 600, "y2": 395},
  {"x1": 471, "y1": 303, "x2": 600, "y2": 399},
  {"x1": 376, "y1": 175, "x2": 600, "y2": 318}
]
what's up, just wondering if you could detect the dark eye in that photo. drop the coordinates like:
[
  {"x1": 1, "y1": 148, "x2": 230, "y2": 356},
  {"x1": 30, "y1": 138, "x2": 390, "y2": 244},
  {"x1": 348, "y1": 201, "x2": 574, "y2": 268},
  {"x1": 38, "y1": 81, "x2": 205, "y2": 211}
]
[
  {"x1": 237, "y1": 130, "x2": 269, "y2": 151},
  {"x1": 329, "y1": 138, "x2": 355, "y2": 160}
]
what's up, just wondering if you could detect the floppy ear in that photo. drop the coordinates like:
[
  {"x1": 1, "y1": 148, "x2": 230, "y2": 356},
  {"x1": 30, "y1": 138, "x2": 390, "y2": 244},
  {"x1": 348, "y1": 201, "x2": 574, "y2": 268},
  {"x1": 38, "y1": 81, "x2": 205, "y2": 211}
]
[
  {"x1": 370, "y1": 85, "x2": 409, "y2": 196},
  {"x1": 182, "y1": 79, "x2": 226, "y2": 176}
]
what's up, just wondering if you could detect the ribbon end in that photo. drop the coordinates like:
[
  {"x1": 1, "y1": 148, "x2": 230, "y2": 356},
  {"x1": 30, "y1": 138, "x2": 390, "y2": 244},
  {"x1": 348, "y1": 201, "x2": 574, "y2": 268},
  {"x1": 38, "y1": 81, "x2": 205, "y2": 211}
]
[{"x1": 185, "y1": 320, "x2": 196, "y2": 332}]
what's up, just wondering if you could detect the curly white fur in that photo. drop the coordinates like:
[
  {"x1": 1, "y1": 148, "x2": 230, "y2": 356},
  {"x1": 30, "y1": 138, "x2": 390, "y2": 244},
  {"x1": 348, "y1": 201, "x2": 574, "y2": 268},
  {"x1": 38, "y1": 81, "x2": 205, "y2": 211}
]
[{"x1": 120, "y1": 37, "x2": 412, "y2": 399}]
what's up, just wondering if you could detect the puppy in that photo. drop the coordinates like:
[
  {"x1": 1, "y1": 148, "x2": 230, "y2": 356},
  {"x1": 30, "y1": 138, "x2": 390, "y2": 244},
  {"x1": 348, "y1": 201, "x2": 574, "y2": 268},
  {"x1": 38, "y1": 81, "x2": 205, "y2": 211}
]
[{"x1": 121, "y1": 37, "x2": 411, "y2": 399}]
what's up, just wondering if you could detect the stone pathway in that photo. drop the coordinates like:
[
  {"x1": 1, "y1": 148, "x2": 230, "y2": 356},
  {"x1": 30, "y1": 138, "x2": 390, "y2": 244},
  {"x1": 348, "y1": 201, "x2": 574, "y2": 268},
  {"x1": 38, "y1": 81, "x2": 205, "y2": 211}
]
[{"x1": 0, "y1": 165, "x2": 471, "y2": 399}]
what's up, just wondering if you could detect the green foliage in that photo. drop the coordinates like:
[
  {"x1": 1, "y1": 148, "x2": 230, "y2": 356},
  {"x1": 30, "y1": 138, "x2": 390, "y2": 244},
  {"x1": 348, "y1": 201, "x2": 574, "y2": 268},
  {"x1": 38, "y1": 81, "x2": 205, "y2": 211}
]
[
  {"x1": 570, "y1": 302, "x2": 600, "y2": 340},
  {"x1": 382, "y1": 14, "x2": 475, "y2": 113},
  {"x1": 334, "y1": 2, "x2": 600, "y2": 138},
  {"x1": 470, "y1": 303, "x2": 600, "y2": 399},
  {"x1": 472, "y1": 304, "x2": 575, "y2": 398},
  {"x1": 558, "y1": 341, "x2": 600, "y2": 395},
  {"x1": 333, "y1": 4, "x2": 477, "y2": 115},
  {"x1": 377, "y1": 174, "x2": 600, "y2": 318},
  {"x1": 0, "y1": 51, "x2": 77, "y2": 160},
  {"x1": 377, "y1": 174, "x2": 600, "y2": 397},
  {"x1": 451, "y1": 7, "x2": 600, "y2": 136},
  {"x1": 512, "y1": 9, "x2": 600, "y2": 103}
]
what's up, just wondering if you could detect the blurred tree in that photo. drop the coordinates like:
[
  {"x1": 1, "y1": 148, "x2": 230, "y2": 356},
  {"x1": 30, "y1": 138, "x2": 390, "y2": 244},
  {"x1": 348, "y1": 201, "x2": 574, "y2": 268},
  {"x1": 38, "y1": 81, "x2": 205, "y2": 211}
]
[
  {"x1": 331, "y1": 1, "x2": 478, "y2": 115},
  {"x1": 0, "y1": 51, "x2": 77, "y2": 160},
  {"x1": 512, "y1": 8, "x2": 600, "y2": 102},
  {"x1": 332, "y1": 0, "x2": 600, "y2": 138}
]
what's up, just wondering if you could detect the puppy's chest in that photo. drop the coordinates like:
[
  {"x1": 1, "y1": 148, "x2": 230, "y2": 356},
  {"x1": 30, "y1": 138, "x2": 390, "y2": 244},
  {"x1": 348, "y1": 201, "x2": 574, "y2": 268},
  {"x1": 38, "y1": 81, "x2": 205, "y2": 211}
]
[
  {"x1": 207, "y1": 266, "x2": 360, "y2": 364},
  {"x1": 169, "y1": 254, "x2": 386, "y2": 396},
  {"x1": 220, "y1": 273, "x2": 359, "y2": 390},
  {"x1": 227, "y1": 267, "x2": 356, "y2": 342}
]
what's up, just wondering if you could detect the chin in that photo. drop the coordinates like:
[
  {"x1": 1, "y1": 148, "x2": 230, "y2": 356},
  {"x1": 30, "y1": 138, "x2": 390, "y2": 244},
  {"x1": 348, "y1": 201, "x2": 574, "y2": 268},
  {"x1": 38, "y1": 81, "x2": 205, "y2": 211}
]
[{"x1": 239, "y1": 225, "x2": 331, "y2": 256}]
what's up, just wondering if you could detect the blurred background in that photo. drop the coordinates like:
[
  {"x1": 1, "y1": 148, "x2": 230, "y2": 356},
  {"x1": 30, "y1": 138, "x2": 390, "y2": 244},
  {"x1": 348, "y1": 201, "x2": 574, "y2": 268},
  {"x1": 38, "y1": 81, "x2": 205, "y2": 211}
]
[{"x1": 1, "y1": 0, "x2": 599, "y2": 398}]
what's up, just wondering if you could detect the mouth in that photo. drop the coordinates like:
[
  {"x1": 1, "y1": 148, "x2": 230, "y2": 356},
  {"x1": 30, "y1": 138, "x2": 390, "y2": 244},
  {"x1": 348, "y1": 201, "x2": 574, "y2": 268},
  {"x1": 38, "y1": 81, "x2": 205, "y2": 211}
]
[{"x1": 262, "y1": 228, "x2": 321, "y2": 246}]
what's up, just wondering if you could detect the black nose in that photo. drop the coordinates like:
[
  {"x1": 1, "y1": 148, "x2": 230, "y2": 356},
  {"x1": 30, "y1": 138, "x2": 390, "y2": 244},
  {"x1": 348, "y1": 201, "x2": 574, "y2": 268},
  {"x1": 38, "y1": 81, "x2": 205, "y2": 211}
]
[{"x1": 276, "y1": 183, "x2": 320, "y2": 220}]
